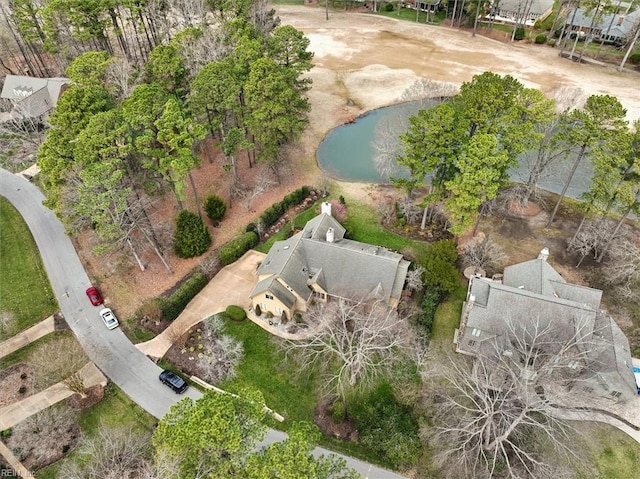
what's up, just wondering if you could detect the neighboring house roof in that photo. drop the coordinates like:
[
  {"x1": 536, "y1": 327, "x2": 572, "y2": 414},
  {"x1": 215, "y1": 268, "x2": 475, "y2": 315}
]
[
  {"x1": 459, "y1": 253, "x2": 637, "y2": 399},
  {"x1": 0, "y1": 75, "x2": 69, "y2": 118},
  {"x1": 496, "y1": 0, "x2": 554, "y2": 16},
  {"x1": 566, "y1": 8, "x2": 640, "y2": 39},
  {"x1": 251, "y1": 209, "x2": 410, "y2": 306},
  {"x1": 503, "y1": 259, "x2": 602, "y2": 309}
]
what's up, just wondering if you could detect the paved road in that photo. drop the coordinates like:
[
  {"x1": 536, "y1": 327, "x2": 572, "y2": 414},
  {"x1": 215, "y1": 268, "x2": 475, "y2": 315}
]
[
  {"x1": 0, "y1": 169, "x2": 200, "y2": 417},
  {"x1": 0, "y1": 168, "x2": 408, "y2": 479}
]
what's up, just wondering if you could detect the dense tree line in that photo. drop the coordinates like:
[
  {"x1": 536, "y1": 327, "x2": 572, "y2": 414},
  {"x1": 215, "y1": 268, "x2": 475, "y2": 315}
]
[
  {"x1": 30, "y1": 1, "x2": 312, "y2": 270},
  {"x1": 395, "y1": 72, "x2": 639, "y2": 265}
]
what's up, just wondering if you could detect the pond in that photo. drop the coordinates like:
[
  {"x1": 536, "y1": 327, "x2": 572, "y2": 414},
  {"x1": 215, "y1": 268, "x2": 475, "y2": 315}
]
[{"x1": 316, "y1": 101, "x2": 594, "y2": 199}]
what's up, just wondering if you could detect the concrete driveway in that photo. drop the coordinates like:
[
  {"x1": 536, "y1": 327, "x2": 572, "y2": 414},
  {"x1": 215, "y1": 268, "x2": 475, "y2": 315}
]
[{"x1": 137, "y1": 250, "x2": 265, "y2": 360}]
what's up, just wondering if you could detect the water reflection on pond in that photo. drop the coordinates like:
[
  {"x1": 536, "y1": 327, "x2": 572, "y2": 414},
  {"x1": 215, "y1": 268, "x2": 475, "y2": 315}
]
[{"x1": 316, "y1": 101, "x2": 593, "y2": 199}]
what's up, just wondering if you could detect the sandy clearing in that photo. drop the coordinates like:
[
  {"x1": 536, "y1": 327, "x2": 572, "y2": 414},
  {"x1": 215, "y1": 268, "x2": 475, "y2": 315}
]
[{"x1": 278, "y1": 6, "x2": 640, "y2": 123}]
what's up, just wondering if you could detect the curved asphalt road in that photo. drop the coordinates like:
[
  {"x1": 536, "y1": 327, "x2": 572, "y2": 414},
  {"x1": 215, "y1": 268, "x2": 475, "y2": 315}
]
[{"x1": 0, "y1": 168, "x2": 407, "y2": 479}]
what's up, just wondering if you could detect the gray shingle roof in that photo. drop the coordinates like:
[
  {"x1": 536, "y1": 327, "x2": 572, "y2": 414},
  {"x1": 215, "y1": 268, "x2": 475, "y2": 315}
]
[
  {"x1": 462, "y1": 256, "x2": 637, "y2": 399},
  {"x1": 253, "y1": 212, "x2": 408, "y2": 306},
  {"x1": 301, "y1": 237, "x2": 403, "y2": 302},
  {"x1": 1, "y1": 75, "x2": 69, "y2": 117},
  {"x1": 566, "y1": 8, "x2": 640, "y2": 38},
  {"x1": 467, "y1": 278, "x2": 597, "y2": 343},
  {"x1": 497, "y1": 0, "x2": 554, "y2": 16},
  {"x1": 250, "y1": 276, "x2": 297, "y2": 309},
  {"x1": 503, "y1": 258, "x2": 565, "y2": 295},
  {"x1": 586, "y1": 313, "x2": 636, "y2": 393},
  {"x1": 255, "y1": 234, "x2": 312, "y2": 302},
  {"x1": 302, "y1": 213, "x2": 345, "y2": 241}
]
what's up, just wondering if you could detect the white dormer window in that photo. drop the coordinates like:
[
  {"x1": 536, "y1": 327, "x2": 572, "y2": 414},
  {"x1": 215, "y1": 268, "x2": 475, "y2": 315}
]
[
  {"x1": 568, "y1": 360, "x2": 580, "y2": 370},
  {"x1": 471, "y1": 328, "x2": 481, "y2": 337},
  {"x1": 265, "y1": 293, "x2": 274, "y2": 300}
]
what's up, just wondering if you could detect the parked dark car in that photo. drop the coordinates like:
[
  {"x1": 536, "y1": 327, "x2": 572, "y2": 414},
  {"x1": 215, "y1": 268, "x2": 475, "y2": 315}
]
[
  {"x1": 85, "y1": 286, "x2": 104, "y2": 306},
  {"x1": 159, "y1": 369, "x2": 188, "y2": 394}
]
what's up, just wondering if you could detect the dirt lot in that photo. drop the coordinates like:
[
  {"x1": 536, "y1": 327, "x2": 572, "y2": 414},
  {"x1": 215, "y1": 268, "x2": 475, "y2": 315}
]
[{"x1": 87, "y1": 5, "x2": 640, "y2": 317}]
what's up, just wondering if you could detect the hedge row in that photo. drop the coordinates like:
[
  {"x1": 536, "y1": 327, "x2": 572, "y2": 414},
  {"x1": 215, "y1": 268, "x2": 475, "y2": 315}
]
[
  {"x1": 219, "y1": 231, "x2": 259, "y2": 265},
  {"x1": 161, "y1": 271, "x2": 209, "y2": 321},
  {"x1": 418, "y1": 288, "x2": 441, "y2": 335},
  {"x1": 247, "y1": 185, "x2": 310, "y2": 231}
]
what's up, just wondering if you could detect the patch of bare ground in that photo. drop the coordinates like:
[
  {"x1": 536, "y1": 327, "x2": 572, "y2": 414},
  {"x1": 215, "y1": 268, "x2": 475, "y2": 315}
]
[
  {"x1": 66, "y1": 384, "x2": 105, "y2": 410},
  {"x1": 2, "y1": 405, "x2": 80, "y2": 471},
  {"x1": 162, "y1": 322, "x2": 208, "y2": 379},
  {"x1": 0, "y1": 364, "x2": 35, "y2": 406},
  {"x1": 314, "y1": 398, "x2": 359, "y2": 442},
  {"x1": 78, "y1": 146, "x2": 310, "y2": 319}
]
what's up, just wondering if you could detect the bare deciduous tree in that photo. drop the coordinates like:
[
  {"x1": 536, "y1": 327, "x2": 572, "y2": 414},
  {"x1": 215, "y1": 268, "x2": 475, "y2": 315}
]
[
  {"x1": 602, "y1": 237, "x2": 640, "y2": 302},
  {"x1": 460, "y1": 236, "x2": 507, "y2": 275},
  {"x1": 59, "y1": 425, "x2": 153, "y2": 479},
  {"x1": 377, "y1": 197, "x2": 396, "y2": 225},
  {"x1": 371, "y1": 79, "x2": 456, "y2": 183},
  {"x1": 567, "y1": 218, "x2": 614, "y2": 267},
  {"x1": 8, "y1": 405, "x2": 78, "y2": 465},
  {"x1": 399, "y1": 78, "x2": 458, "y2": 106},
  {"x1": 399, "y1": 197, "x2": 421, "y2": 224},
  {"x1": 197, "y1": 315, "x2": 244, "y2": 383},
  {"x1": 106, "y1": 57, "x2": 139, "y2": 101},
  {"x1": 404, "y1": 265, "x2": 425, "y2": 292},
  {"x1": 29, "y1": 335, "x2": 89, "y2": 389},
  {"x1": 424, "y1": 316, "x2": 601, "y2": 479},
  {"x1": 282, "y1": 298, "x2": 412, "y2": 398},
  {"x1": 236, "y1": 168, "x2": 277, "y2": 211},
  {"x1": 372, "y1": 111, "x2": 406, "y2": 180}
]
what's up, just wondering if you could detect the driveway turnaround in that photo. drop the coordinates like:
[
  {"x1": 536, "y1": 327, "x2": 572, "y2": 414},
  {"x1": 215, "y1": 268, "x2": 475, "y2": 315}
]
[
  {"x1": 138, "y1": 250, "x2": 265, "y2": 360},
  {"x1": 1, "y1": 169, "x2": 409, "y2": 479}
]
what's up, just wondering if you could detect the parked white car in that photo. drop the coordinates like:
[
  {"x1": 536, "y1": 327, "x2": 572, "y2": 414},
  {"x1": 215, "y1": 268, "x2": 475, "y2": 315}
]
[{"x1": 99, "y1": 308, "x2": 119, "y2": 330}]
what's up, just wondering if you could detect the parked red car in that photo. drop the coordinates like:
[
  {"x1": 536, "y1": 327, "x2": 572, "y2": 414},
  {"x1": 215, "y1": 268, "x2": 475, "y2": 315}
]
[{"x1": 85, "y1": 286, "x2": 104, "y2": 306}]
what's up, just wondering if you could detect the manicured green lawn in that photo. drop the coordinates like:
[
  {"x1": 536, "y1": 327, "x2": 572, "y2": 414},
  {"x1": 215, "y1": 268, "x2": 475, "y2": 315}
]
[
  {"x1": 256, "y1": 194, "x2": 430, "y2": 264},
  {"x1": 220, "y1": 316, "x2": 319, "y2": 427},
  {"x1": 375, "y1": 6, "x2": 446, "y2": 24},
  {"x1": 572, "y1": 421, "x2": 640, "y2": 479},
  {"x1": 0, "y1": 197, "x2": 57, "y2": 340},
  {"x1": 431, "y1": 278, "x2": 466, "y2": 346},
  {"x1": 342, "y1": 197, "x2": 431, "y2": 263}
]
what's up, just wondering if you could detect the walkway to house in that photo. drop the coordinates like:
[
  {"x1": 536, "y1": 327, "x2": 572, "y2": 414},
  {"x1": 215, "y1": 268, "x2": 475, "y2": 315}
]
[
  {"x1": 0, "y1": 362, "x2": 107, "y2": 430},
  {"x1": 553, "y1": 390, "x2": 640, "y2": 434},
  {"x1": 0, "y1": 440, "x2": 32, "y2": 478},
  {"x1": 552, "y1": 405, "x2": 640, "y2": 443},
  {"x1": 0, "y1": 315, "x2": 56, "y2": 359},
  {"x1": 137, "y1": 250, "x2": 266, "y2": 360}
]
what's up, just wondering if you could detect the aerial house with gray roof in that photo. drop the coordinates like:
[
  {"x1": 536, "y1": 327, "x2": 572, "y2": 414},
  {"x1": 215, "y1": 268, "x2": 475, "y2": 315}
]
[
  {"x1": 250, "y1": 202, "x2": 410, "y2": 319},
  {"x1": 455, "y1": 248, "x2": 637, "y2": 402}
]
